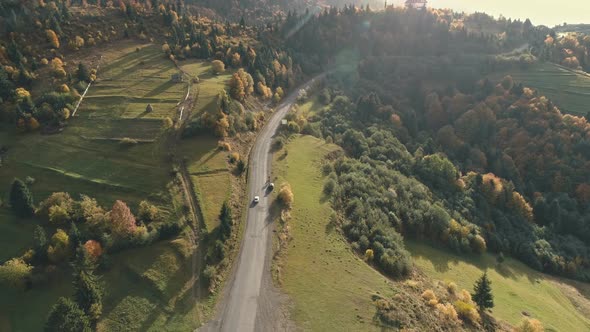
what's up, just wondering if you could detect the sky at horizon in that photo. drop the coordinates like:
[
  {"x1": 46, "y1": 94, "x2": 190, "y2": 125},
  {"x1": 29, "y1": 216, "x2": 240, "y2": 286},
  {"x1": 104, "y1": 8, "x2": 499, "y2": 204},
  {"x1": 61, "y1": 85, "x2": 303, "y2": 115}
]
[{"x1": 392, "y1": 0, "x2": 589, "y2": 27}]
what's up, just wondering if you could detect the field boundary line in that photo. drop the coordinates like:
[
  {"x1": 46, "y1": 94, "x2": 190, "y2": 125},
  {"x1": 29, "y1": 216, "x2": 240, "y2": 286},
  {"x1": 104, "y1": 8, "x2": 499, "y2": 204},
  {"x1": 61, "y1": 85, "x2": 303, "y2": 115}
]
[
  {"x1": 550, "y1": 61, "x2": 590, "y2": 79},
  {"x1": 20, "y1": 161, "x2": 140, "y2": 191},
  {"x1": 72, "y1": 56, "x2": 103, "y2": 117}
]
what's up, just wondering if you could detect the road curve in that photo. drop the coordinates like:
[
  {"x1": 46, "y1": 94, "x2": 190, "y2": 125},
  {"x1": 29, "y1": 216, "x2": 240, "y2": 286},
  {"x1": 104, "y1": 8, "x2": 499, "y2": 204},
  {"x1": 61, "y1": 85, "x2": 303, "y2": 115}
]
[{"x1": 204, "y1": 76, "x2": 323, "y2": 332}]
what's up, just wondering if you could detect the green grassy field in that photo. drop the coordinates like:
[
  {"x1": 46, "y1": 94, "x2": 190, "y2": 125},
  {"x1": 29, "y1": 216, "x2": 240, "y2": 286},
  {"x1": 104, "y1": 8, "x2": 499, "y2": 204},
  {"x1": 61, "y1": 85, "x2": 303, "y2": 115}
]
[
  {"x1": 489, "y1": 62, "x2": 590, "y2": 116},
  {"x1": 0, "y1": 42, "x2": 182, "y2": 210},
  {"x1": 273, "y1": 135, "x2": 396, "y2": 331},
  {"x1": 408, "y1": 241, "x2": 590, "y2": 331},
  {"x1": 0, "y1": 271, "x2": 73, "y2": 332},
  {"x1": 176, "y1": 60, "x2": 233, "y2": 233},
  {"x1": 176, "y1": 135, "x2": 230, "y2": 233},
  {"x1": 83, "y1": 44, "x2": 184, "y2": 120},
  {"x1": 181, "y1": 60, "x2": 233, "y2": 117},
  {"x1": 0, "y1": 209, "x2": 34, "y2": 262},
  {"x1": 98, "y1": 239, "x2": 200, "y2": 332},
  {"x1": 0, "y1": 43, "x2": 211, "y2": 331}
]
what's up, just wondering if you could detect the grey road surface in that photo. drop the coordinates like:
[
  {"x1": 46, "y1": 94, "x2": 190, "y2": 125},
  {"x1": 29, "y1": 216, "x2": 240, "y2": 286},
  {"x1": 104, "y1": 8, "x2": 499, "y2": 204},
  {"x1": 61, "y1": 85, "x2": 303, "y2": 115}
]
[{"x1": 208, "y1": 76, "x2": 322, "y2": 332}]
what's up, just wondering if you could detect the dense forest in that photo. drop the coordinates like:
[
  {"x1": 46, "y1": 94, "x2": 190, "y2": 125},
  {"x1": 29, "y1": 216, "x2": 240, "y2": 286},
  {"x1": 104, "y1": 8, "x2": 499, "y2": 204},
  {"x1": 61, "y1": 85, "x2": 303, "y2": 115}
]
[{"x1": 277, "y1": 7, "x2": 590, "y2": 281}]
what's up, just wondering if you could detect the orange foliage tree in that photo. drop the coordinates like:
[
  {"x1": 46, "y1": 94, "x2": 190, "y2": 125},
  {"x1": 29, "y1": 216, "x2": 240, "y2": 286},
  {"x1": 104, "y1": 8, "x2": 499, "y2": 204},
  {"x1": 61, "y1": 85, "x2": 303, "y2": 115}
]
[{"x1": 83, "y1": 240, "x2": 103, "y2": 261}]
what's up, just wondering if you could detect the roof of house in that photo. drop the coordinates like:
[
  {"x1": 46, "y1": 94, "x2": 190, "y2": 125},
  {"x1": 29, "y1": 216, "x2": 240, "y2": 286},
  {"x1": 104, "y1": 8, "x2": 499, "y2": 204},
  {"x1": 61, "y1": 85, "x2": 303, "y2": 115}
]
[{"x1": 405, "y1": 0, "x2": 427, "y2": 3}]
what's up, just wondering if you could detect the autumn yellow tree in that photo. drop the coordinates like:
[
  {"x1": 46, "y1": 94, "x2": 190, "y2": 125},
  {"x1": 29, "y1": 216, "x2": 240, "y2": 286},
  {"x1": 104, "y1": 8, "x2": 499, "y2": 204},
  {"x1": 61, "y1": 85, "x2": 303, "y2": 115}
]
[
  {"x1": 231, "y1": 52, "x2": 241, "y2": 67},
  {"x1": 256, "y1": 82, "x2": 272, "y2": 99},
  {"x1": 46, "y1": 29, "x2": 60, "y2": 48},
  {"x1": 278, "y1": 183, "x2": 294, "y2": 208},
  {"x1": 513, "y1": 318, "x2": 544, "y2": 332},
  {"x1": 69, "y1": 36, "x2": 85, "y2": 50},
  {"x1": 47, "y1": 229, "x2": 71, "y2": 263},
  {"x1": 236, "y1": 69, "x2": 254, "y2": 96},
  {"x1": 229, "y1": 73, "x2": 245, "y2": 101},
  {"x1": 214, "y1": 112, "x2": 230, "y2": 137},
  {"x1": 0, "y1": 258, "x2": 32, "y2": 289},
  {"x1": 211, "y1": 60, "x2": 225, "y2": 74}
]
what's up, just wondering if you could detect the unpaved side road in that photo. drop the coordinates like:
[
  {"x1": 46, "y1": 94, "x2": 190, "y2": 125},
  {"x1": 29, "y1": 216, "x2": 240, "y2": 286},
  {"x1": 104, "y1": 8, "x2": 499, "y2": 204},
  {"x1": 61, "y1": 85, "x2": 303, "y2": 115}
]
[{"x1": 199, "y1": 75, "x2": 323, "y2": 332}]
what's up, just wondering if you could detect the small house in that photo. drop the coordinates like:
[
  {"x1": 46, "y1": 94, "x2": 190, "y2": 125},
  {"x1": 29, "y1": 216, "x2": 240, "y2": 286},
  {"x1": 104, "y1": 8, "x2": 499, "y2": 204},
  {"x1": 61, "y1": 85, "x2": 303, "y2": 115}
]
[
  {"x1": 171, "y1": 73, "x2": 183, "y2": 83},
  {"x1": 405, "y1": 0, "x2": 427, "y2": 9}
]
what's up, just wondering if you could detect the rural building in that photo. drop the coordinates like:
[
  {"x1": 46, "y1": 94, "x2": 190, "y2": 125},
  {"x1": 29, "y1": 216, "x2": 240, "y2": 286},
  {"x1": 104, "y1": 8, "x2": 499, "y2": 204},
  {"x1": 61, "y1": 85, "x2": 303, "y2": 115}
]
[
  {"x1": 171, "y1": 73, "x2": 183, "y2": 83},
  {"x1": 405, "y1": 0, "x2": 427, "y2": 9}
]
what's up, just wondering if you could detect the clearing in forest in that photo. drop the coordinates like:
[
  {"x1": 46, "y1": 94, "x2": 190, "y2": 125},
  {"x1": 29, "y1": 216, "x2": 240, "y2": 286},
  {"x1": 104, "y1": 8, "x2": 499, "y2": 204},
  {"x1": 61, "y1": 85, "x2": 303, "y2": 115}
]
[{"x1": 489, "y1": 62, "x2": 590, "y2": 116}]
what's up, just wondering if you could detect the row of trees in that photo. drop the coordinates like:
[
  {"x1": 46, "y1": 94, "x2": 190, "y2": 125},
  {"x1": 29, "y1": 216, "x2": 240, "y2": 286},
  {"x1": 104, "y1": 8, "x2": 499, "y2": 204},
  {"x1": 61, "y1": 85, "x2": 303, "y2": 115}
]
[
  {"x1": 45, "y1": 245, "x2": 103, "y2": 331},
  {"x1": 1, "y1": 179, "x2": 179, "y2": 291},
  {"x1": 537, "y1": 32, "x2": 590, "y2": 72}
]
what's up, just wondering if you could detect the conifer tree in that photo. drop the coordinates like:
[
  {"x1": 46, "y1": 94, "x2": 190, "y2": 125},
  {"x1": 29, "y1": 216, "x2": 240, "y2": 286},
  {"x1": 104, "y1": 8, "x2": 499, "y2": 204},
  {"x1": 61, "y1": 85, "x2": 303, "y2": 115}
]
[
  {"x1": 472, "y1": 272, "x2": 494, "y2": 311},
  {"x1": 45, "y1": 297, "x2": 91, "y2": 332},
  {"x1": 219, "y1": 201, "x2": 232, "y2": 240},
  {"x1": 72, "y1": 246, "x2": 103, "y2": 322},
  {"x1": 34, "y1": 225, "x2": 48, "y2": 261},
  {"x1": 9, "y1": 178, "x2": 34, "y2": 217}
]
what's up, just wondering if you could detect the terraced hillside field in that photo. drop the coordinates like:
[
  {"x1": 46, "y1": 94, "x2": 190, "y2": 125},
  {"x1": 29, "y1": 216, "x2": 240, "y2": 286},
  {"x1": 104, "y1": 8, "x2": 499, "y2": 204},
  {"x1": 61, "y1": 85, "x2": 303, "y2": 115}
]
[
  {"x1": 82, "y1": 43, "x2": 185, "y2": 121},
  {"x1": 489, "y1": 62, "x2": 590, "y2": 116},
  {"x1": 0, "y1": 42, "x2": 194, "y2": 331},
  {"x1": 177, "y1": 60, "x2": 234, "y2": 233}
]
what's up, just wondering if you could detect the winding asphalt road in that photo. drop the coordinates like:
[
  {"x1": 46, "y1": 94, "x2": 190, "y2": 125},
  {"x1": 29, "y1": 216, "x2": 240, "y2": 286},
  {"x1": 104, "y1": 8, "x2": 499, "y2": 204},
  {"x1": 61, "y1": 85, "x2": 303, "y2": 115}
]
[{"x1": 204, "y1": 76, "x2": 322, "y2": 332}]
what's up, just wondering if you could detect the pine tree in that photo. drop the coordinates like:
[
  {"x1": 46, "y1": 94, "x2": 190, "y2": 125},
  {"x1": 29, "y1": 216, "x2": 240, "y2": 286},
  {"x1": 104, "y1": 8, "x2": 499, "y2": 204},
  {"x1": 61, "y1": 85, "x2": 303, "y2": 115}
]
[
  {"x1": 72, "y1": 246, "x2": 103, "y2": 322},
  {"x1": 34, "y1": 225, "x2": 48, "y2": 262},
  {"x1": 219, "y1": 201, "x2": 232, "y2": 240},
  {"x1": 45, "y1": 297, "x2": 91, "y2": 332},
  {"x1": 77, "y1": 63, "x2": 90, "y2": 82},
  {"x1": 472, "y1": 271, "x2": 494, "y2": 311},
  {"x1": 69, "y1": 222, "x2": 82, "y2": 248},
  {"x1": 9, "y1": 178, "x2": 34, "y2": 217}
]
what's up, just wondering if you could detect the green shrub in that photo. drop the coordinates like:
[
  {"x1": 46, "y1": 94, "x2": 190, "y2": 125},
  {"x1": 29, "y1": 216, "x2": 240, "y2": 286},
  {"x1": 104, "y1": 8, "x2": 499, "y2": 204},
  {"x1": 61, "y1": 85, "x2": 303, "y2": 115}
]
[
  {"x1": 273, "y1": 137, "x2": 285, "y2": 150},
  {"x1": 323, "y1": 178, "x2": 337, "y2": 195}
]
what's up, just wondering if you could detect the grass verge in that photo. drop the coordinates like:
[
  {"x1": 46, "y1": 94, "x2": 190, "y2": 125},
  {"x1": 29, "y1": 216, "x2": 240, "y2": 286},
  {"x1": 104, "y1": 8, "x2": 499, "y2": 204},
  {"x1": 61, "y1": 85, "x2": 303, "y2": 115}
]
[{"x1": 272, "y1": 135, "x2": 396, "y2": 331}]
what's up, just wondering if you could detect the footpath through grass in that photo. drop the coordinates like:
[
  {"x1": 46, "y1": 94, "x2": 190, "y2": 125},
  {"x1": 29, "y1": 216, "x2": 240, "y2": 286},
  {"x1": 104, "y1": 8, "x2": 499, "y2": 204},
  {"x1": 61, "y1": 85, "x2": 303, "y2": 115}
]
[
  {"x1": 408, "y1": 241, "x2": 590, "y2": 331},
  {"x1": 488, "y1": 62, "x2": 590, "y2": 116},
  {"x1": 273, "y1": 135, "x2": 395, "y2": 331}
]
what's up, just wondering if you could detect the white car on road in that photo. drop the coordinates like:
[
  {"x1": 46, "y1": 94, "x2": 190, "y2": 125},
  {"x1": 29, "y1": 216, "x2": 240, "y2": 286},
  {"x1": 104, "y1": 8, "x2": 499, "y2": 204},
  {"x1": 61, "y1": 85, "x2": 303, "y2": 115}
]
[{"x1": 253, "y1": 196, "x2": 260, "y2": 204}]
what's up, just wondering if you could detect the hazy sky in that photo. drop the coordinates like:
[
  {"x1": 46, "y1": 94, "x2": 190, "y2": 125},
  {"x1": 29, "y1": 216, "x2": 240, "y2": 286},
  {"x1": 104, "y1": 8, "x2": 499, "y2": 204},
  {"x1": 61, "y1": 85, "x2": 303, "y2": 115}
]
[{"x1": 392, "y1": 0, "x2": 589, "y2": 27}]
